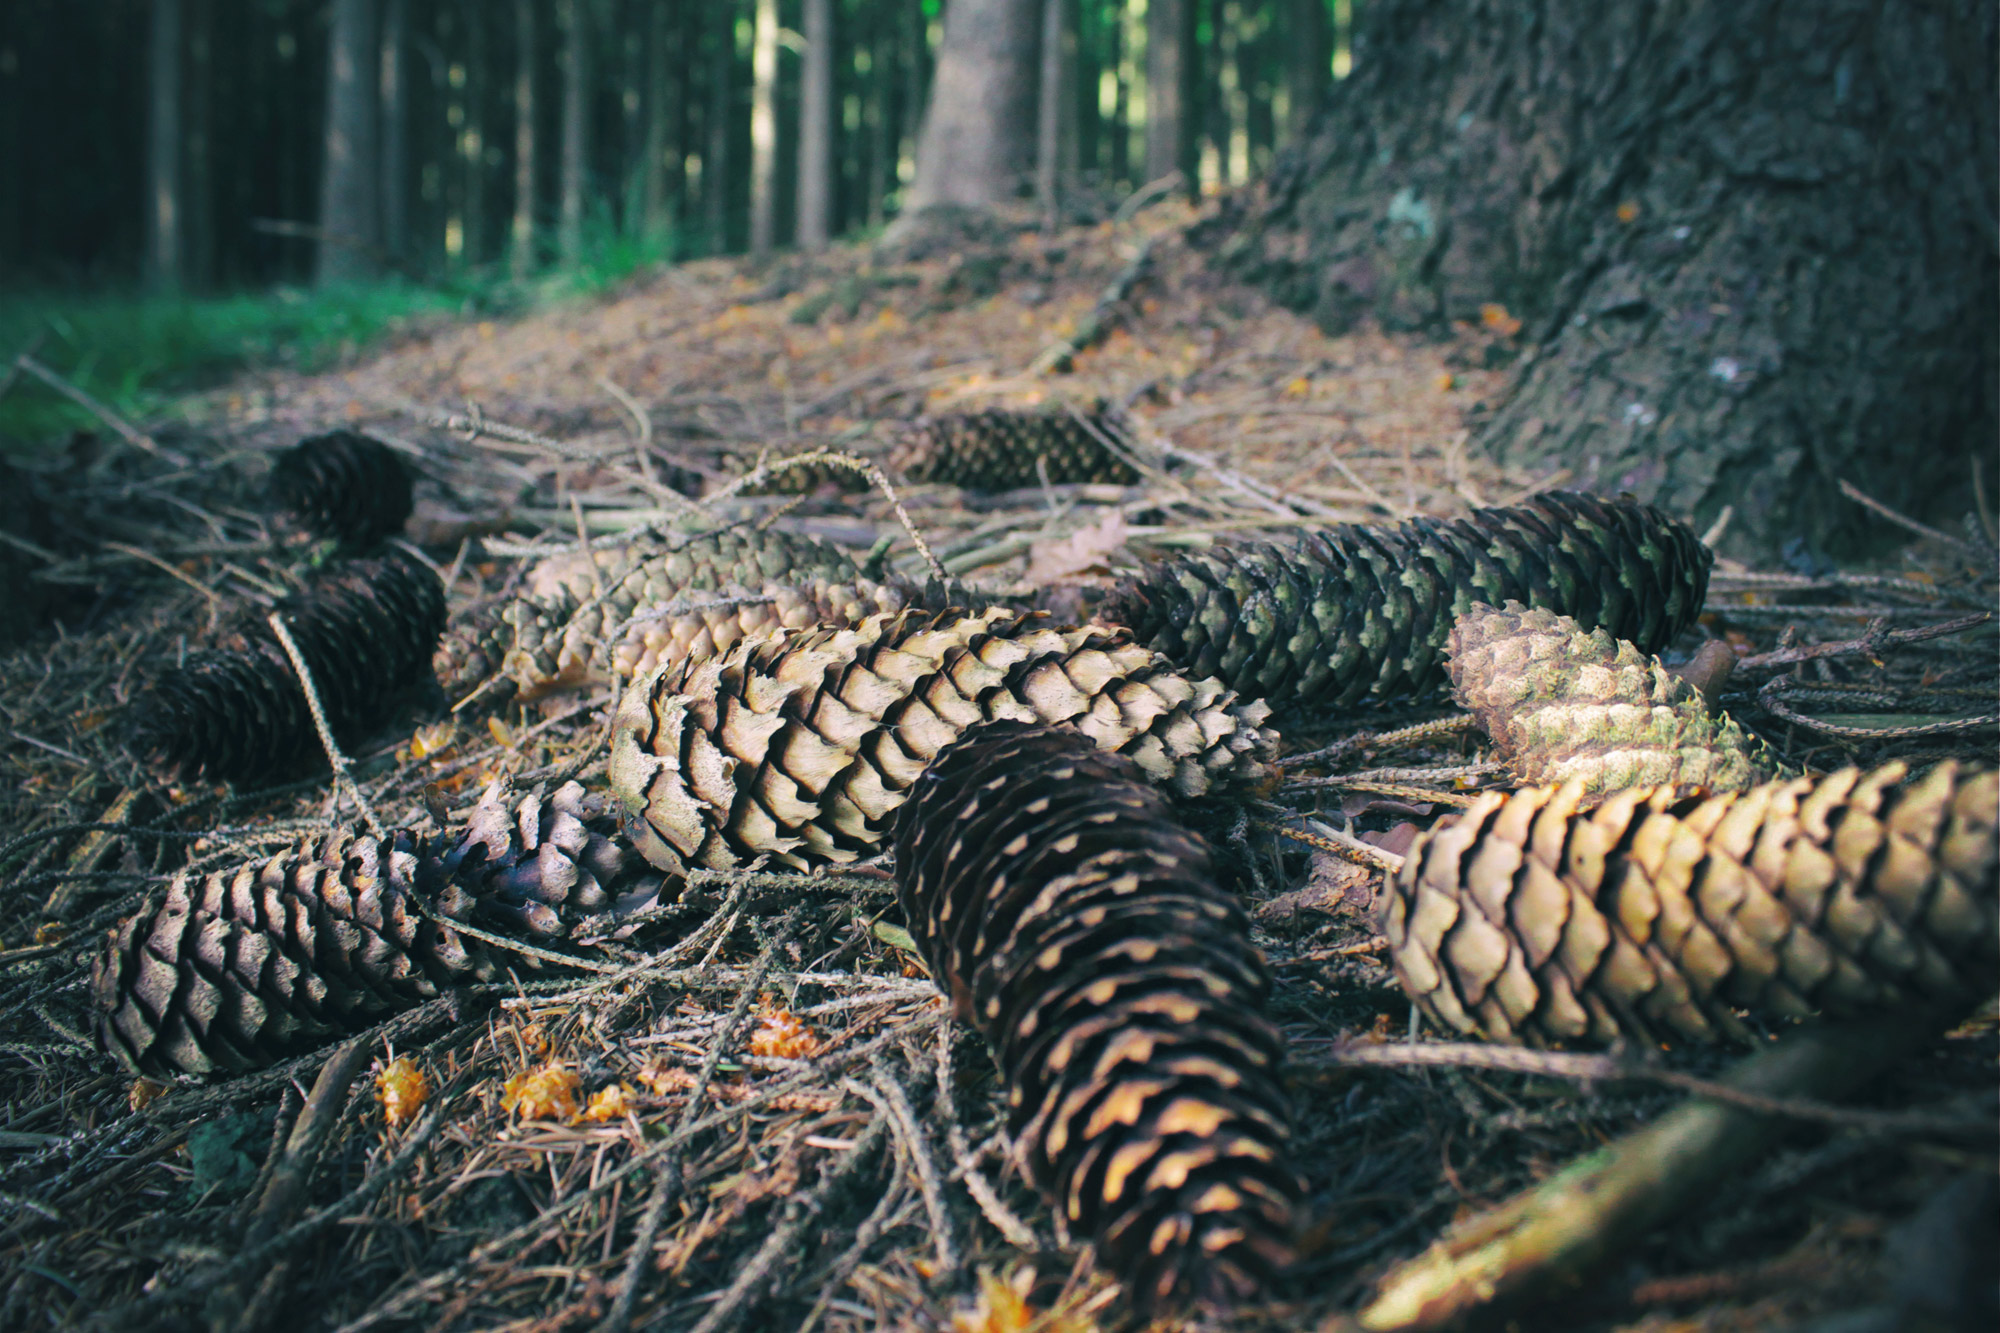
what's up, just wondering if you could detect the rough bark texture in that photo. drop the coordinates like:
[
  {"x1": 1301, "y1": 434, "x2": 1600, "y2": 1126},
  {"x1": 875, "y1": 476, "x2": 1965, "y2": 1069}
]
[
  {"x1": 316, "y1": 0, "x2": 380, "y2": 286},
  {"x1": 1211, "y1": 0, "x2": 1998, "y2": 559},
  {"x1": 797, "y1": 0, "x2": 833, "y2": 248},
  {"x1": 903, "y1": 0, "x2": 1039, "y2": 211}
]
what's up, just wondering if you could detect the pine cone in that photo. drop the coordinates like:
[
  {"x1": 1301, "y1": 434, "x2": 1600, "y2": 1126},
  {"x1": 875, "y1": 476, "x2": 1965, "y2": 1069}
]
[
  {"x1": 1447, "y1": 601, "x2": 1786, "y2": 800},
  {"x1": 889, "y1": 405, "x2": 1140, "y2": 490},
  {"x1": 435, "y1": 526, "x2": 868, "y2": 702},
  {"x1": 93, "y1": 780, "x2": 645, "y2": 1077},
  {"x1": 893, "y1": 723, "x2": 1295, "y2": 1311},
  {"x1": 267, "y1": 430, "x2": 414, "y2": 547},
  {"x1": 132, "y1": 553, "x2": 447, "y2": 784},
  {"x1": 1379, "y1": 761, "x2": 1999, "y2": 1047},
  {"x1": 609, "y1": 608, "x2": 1277, "y2": 874},
  {"x1": 1100, "y1": 491, "x2": 1711, "y2": 709}
]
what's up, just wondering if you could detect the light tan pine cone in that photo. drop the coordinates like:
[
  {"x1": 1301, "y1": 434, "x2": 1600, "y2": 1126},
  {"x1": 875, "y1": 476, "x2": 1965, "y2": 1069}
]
[
  {"x1": 1378, "y1": 761, "x2": 1999, "y2": 1047},
  {"x1": 608, "y1": 607, "x2": 1278, "y2": 874},
  {"x1": 1447, "y1": 600, "x2": 1787, "y2": 801}
]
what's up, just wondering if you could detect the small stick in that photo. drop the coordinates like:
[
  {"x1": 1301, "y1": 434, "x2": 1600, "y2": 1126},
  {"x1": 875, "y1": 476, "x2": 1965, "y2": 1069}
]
[
  {"x1": 1279, "y1": 715, "x2": 1478, "y2": 769},
  {"x1": 1838, "y1": 477, "x2": 1982, "y2": 554},
  {"x1": 13, "y1": 354, "x2": 189, "y2": 465},
  {"x1": 1757, "y1": 675, "x2": 1998, "y2": 739},
  {"x1": 705, "y1": 448, "x2": 947, "y2": 581},
  {"x1": 267, "y1": 611, "x2": 382, "y2": 837},
  {"x1": 1261, "y1": 818, "x2": 1406, "y2": 876},
  {"x1": 856, "y1": 1065, "x2": 962, "y2": 1274},
  {"x1": 1028, "y1": 231, "x2": 1158, "y2": 375},
  {"x1": 1734, "y1": 610, "x2": 1992, "y2": 670}
]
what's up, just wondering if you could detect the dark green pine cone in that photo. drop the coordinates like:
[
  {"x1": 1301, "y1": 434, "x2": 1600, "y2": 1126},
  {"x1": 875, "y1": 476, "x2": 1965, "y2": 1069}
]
[
  {"x1": 892, "y1": 721, "x2": 1296, "y2": 1313},
  {"x1": 132, "y1": 552, "x2": 447, "y2": 784},
  {"x1": 94, "y1": 779, "x2": 648, "y2": 1077},
  {"x1": 1100, "y1": 490, "x2": 1711, "y2": 709},
  {"x1": 267, "y1": 429, "x2": 414, "y2": 548},
  {"x1": 889, "y1": 404, "x2": 1141, "y2": 490}
]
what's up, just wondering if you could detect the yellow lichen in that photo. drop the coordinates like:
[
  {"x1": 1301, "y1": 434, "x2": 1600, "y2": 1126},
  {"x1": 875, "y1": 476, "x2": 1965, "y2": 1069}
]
[{"x1": 502, "y1": 1063, "x2": 581, "y2": 1120}]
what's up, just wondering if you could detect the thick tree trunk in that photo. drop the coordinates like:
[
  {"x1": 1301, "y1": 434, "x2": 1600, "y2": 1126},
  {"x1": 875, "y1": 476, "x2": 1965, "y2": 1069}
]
[
  {"x1": 146, "y1": 0, "x2": 183, "y2": 293},
  {"x1": 557, "y1": 0, "x2": 590, "y2": 266},
  {"x1": 1144, "y1": 0, "x2": 1194, "y2": 189},
  {"x1": 317, "y1": 0, "x2": 381, "y2": 286},
  {"x1": 902, "y1": 0, "x2": 1039, "y2": 213},
  {"x1": 380, "y1": 0, "x2": 409, "y2": 265},
  {"x1": 1215, "y1": 0, "x2": 1998, "y2": 558},
  {"x1": 797, "y1": 0, "x2": 833, "y2": 249},
  {"x1": 749, "y1": 0, "x2": 779, "y2": 258},
  {"x1": 510, "y1": 0, "x2": 537, "y2": 277}
]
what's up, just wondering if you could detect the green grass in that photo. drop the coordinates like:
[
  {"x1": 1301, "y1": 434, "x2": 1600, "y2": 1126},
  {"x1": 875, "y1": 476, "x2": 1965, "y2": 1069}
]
[{"x1": 0, "y1": 216, "x2": 697, "y2": 460}]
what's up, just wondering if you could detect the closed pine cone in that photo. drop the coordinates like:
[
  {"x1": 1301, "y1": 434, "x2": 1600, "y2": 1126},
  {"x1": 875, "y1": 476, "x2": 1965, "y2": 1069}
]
[
  {"x1": 889, "y1": 405, "x2": 1140, "y2": 490},
  {"x1": 1447, "y1": 600, "x2": 1786, "y2": 801},
  {"x1": 893, "y1": 722, "x2": 1296, "y2": 1312},
  {"x1": 1378, "y1": 761, "x2": 1998, "y2": 1047},
  {"x1": 267, "y1": 429, "x2": 414, "y2": 548},
  {"x1": 1100, "y1": 491, "x2": 1711, "y2": 709},
  {"x1": 608, "y1": 607, "x2": 1277, "y2": 875}
]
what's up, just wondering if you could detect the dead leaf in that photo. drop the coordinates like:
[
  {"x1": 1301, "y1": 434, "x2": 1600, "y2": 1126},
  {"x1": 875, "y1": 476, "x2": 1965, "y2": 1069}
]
[{"x1": 1023, "y1": 510, "x2": 1129, "y2": 586}]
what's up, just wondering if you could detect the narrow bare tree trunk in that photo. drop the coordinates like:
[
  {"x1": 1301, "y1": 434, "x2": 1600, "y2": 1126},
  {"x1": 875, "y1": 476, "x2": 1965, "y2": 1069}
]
[
  {"x1": 797, "y1": 0, "x2": 834, "y2": 249},
  {"x1": 557, "y1": 0, "x2": 590, "y2": 266},
  {"x1": 1036, "y1": 0, "x2": 1071, "y2": 230},
  {"x1": 903, "y1": 0, "x2": 1039, "y2": 213},
  {"x1": 1284, "y1": 0, "x2": 1328, "y2": 141},
  {"x1": 639, "y1": 0, "x2": 676, "y2": 238},
  {"x1": 865, "y1": 4, "x2": 894, "y2": 227},
  {"x1": 704, "y1": 1, "x2": 734, "y2": 250},
  {"x1": 511, "y1": 0, "x2": 537, "y2": 277},
  {"x1": 1144, "y1": 0, "x2": 1194, "y2": 190},
  {"x1": 749, "y1": 0, "x2": 780, "y2": 258},
  {"x1": 380, "y1": 0, "x2": 410, "y2": 264},
  {"x1": 464, "y1": 0, "x2": 487, "y2": 267},
  {"x1": 146, "y1": 0, "x2": 183, "y2": 293},
  {"x1": 318, "y1": 0, "x2": 381, "y2": 286}
]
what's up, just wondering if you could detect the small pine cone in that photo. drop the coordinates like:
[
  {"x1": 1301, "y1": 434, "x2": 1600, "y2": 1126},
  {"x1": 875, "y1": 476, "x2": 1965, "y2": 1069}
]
[
  {"x1": 889, "y1": 405, "x2": 1140, "y2": 490},
  {"x1": 133, "y1": 554, "x2": 447, "y2": 784},
  {"x1": 609, "y1": 608, "x2": 1277, "y2": 874},
  {"x1": 437, "y1": 778, "x2": 650, "y2": 935},
  {"x1": 1101, "y1": 491, "x2": 1711, "y2": 709},
  {"x1": 1447, "y1": 601, "x2": 1787, "y2": 801},
  {"x1": 523, "y1": 526, "x2": 863, "y2": 608},
  {"x1": 724, "y1": 452, "x2": 875, "y2": 497},
  {"x1": 893, "y1": 723, "x2": 1296, "y2": 1311},
  {"x1": 92, "y1": 827, "x2": 486, "y2": 1077},
  {"x1": 267, "y1": 430, "x2": 414, "y2": 547},
  {"x1": 1378, "y1": 761, "x2": 1999, "y2": 1047}
]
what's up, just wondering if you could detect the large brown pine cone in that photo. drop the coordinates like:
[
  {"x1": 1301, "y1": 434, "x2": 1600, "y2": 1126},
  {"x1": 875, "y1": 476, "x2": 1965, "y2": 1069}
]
[
  {"x1": 1100, "y1": 491, "x2": 1711, "y2": 709},
  {"x1": 1447, "y1": 601, "x2": 1787, "y2": 801},
  {"x1": 893, "y1": 722, "x2": 1296, "y2": 1312},
  {"x1": 1378, "y1": 761, "x2": 1999, "y2": 1047},
  {"x1": 93, "y1": 780, "x2": 645, "y2": 1077},
  {"x1": 131, "y1": 553, "x2": 447, "y2": 784},
  {"x1": 267, "y1": 429, "x2": 414, "y2": 548},
  {"x1": 608, "y1": 608, "x2": 1277, "y2": 875},
  {"x1": 889, "y1": 405, "x2": 1140, "y2": 490}
]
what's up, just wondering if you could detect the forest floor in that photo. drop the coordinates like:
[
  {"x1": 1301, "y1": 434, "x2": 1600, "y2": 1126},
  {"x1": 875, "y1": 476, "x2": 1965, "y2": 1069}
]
[{"x1": 0, "y1": 200, "x2": 1994, "y2": 1333}]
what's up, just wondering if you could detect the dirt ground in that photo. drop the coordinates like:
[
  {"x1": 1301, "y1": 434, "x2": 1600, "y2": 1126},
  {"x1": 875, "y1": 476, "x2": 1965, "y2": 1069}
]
[{"x1": 1, "y1": 202, "x2": 1994, "y2": 1333}]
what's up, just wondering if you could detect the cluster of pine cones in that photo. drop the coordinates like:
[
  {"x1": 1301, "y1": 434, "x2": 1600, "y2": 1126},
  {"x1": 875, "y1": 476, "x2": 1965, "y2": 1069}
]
[{"x1": 89, "y1": 416, "x2": 1998, "y2": 1316}]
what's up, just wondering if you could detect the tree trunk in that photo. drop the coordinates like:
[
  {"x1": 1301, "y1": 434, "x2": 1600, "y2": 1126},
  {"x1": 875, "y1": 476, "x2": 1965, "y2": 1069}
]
[
  {"x1": 146, "y1": 0, "x2": 183, "y2": 293},
  {"x1": 557, "y1": 0, "x2": 590, "y2": 266},
  {"x1": 748, "y1": 0, "x2": 779, "y2": 258},
  {"x1": 1214, "y1": 0, "x2": 1999, "y2": 558},
  {"x1": 1035, "y1": 0, "x2": 1072, "y2": 230},
  {"x1": 380, "y1": 0, "x2": 410, "y2": 265},
  {"x1": 796, "y1": 0, "x2": 833, "y2": 249},
  {"x1": 1283, "y1": 0, "x2": 1327, "y2": 141},
  {"x1": 639, "y1": 0, "x2": 676, "y2": 238},
  {"x1": 463, "y1": 0, "x2": 487, "y2": 268},
  {"x1": 1143, "y1": 0, "x2": 1194, "y2": 189},
  {"x1": 511, "y1": 0, "x2": 537, "y2": 277},
  {"x1": 903, "y1": 0, "x2": 1039, "y2": 213},
  {"x1": 317, "y1": 0, "x2": 381, "y2": 286},
  {"x1": 704, "y1": 1, "x2": 735, "y2": 251},
  {"x1": 183, "y1": 0, "x2": 213, "y2": 289}
]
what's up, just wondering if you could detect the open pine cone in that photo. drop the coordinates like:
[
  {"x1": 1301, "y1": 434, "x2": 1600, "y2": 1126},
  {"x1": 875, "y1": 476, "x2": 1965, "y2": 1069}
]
[
  {"x1": 1101, "y1": 491, "x2": 1711, "y2": 709},
  {"x1": 131, "y1": 552, "x2": 446, "y2": 784},
  {"x1": 267, "y1": 429, "x2": 414, "y2": 548},
  {"x1": 889, "y1": 405, "x2": 1140, "y2": 490},
  {"x1": 1379, "y1": 760, "x2": 1999, "y2": 1047},
  {"x1": 609, "y1": 607, "x2": 1277, "y2": 875},
  {"x1": 1447, "y1": 600, "x2": 1787, "y2": 800},
  {"x1": 893, "y1": 722, "x2": 1296, "y2": 1312},
  {"x1": 94, "y1": 780, "x2": 648, "y2": 1077}
]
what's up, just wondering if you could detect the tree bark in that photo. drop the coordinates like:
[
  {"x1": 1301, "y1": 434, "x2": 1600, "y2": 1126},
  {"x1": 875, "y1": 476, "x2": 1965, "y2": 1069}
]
[
  {"x1": 183, "y1": 0, "x2": 213, "y2": 289},
  {"x1": 639, "y1": 0, "x2": 677, "y2": 238},
  {"x1": 317, "y1": 0, "x2": 381, "y2": 286},
  {"x1": 1035, "y1": 0, "x2": 1073, "y2": 230},
  {"x1": 380, "y1": 0, "x2": 410, "y2": 265},
  {"x1": 797, "y1": 0, "x2": 834, "y2": 249},
  {"x1": 1143, "y1": 0, "x2": 1194, "y2": 190},
  {"x1": 903, "y1": 0, "x2": 1039, "y2": 213},
  {"x1": 1214, "y1": 0, "x2": 1999, "y2": 558},
  {"x1": 557, "y1": 0, "x2": 590, "y2": 266},
  {"x1": 463, "y1": 0, "x2": 488, "y2": 268},
  {"x1": 1284, "y1": 0, "x2": 1327, "y2": 142},
  {"x1": 749, "y1": 0, "x2": 779, "y2": 258},
  {"x1": 511, "y1": 0, "x2": 537, "y2": 277},
  {"x1": 146, "y1": 0, "x2": 183, "y2": 293},
  {"x1": 704, "y1": 1, "x2": 735, "y2": 251}
]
